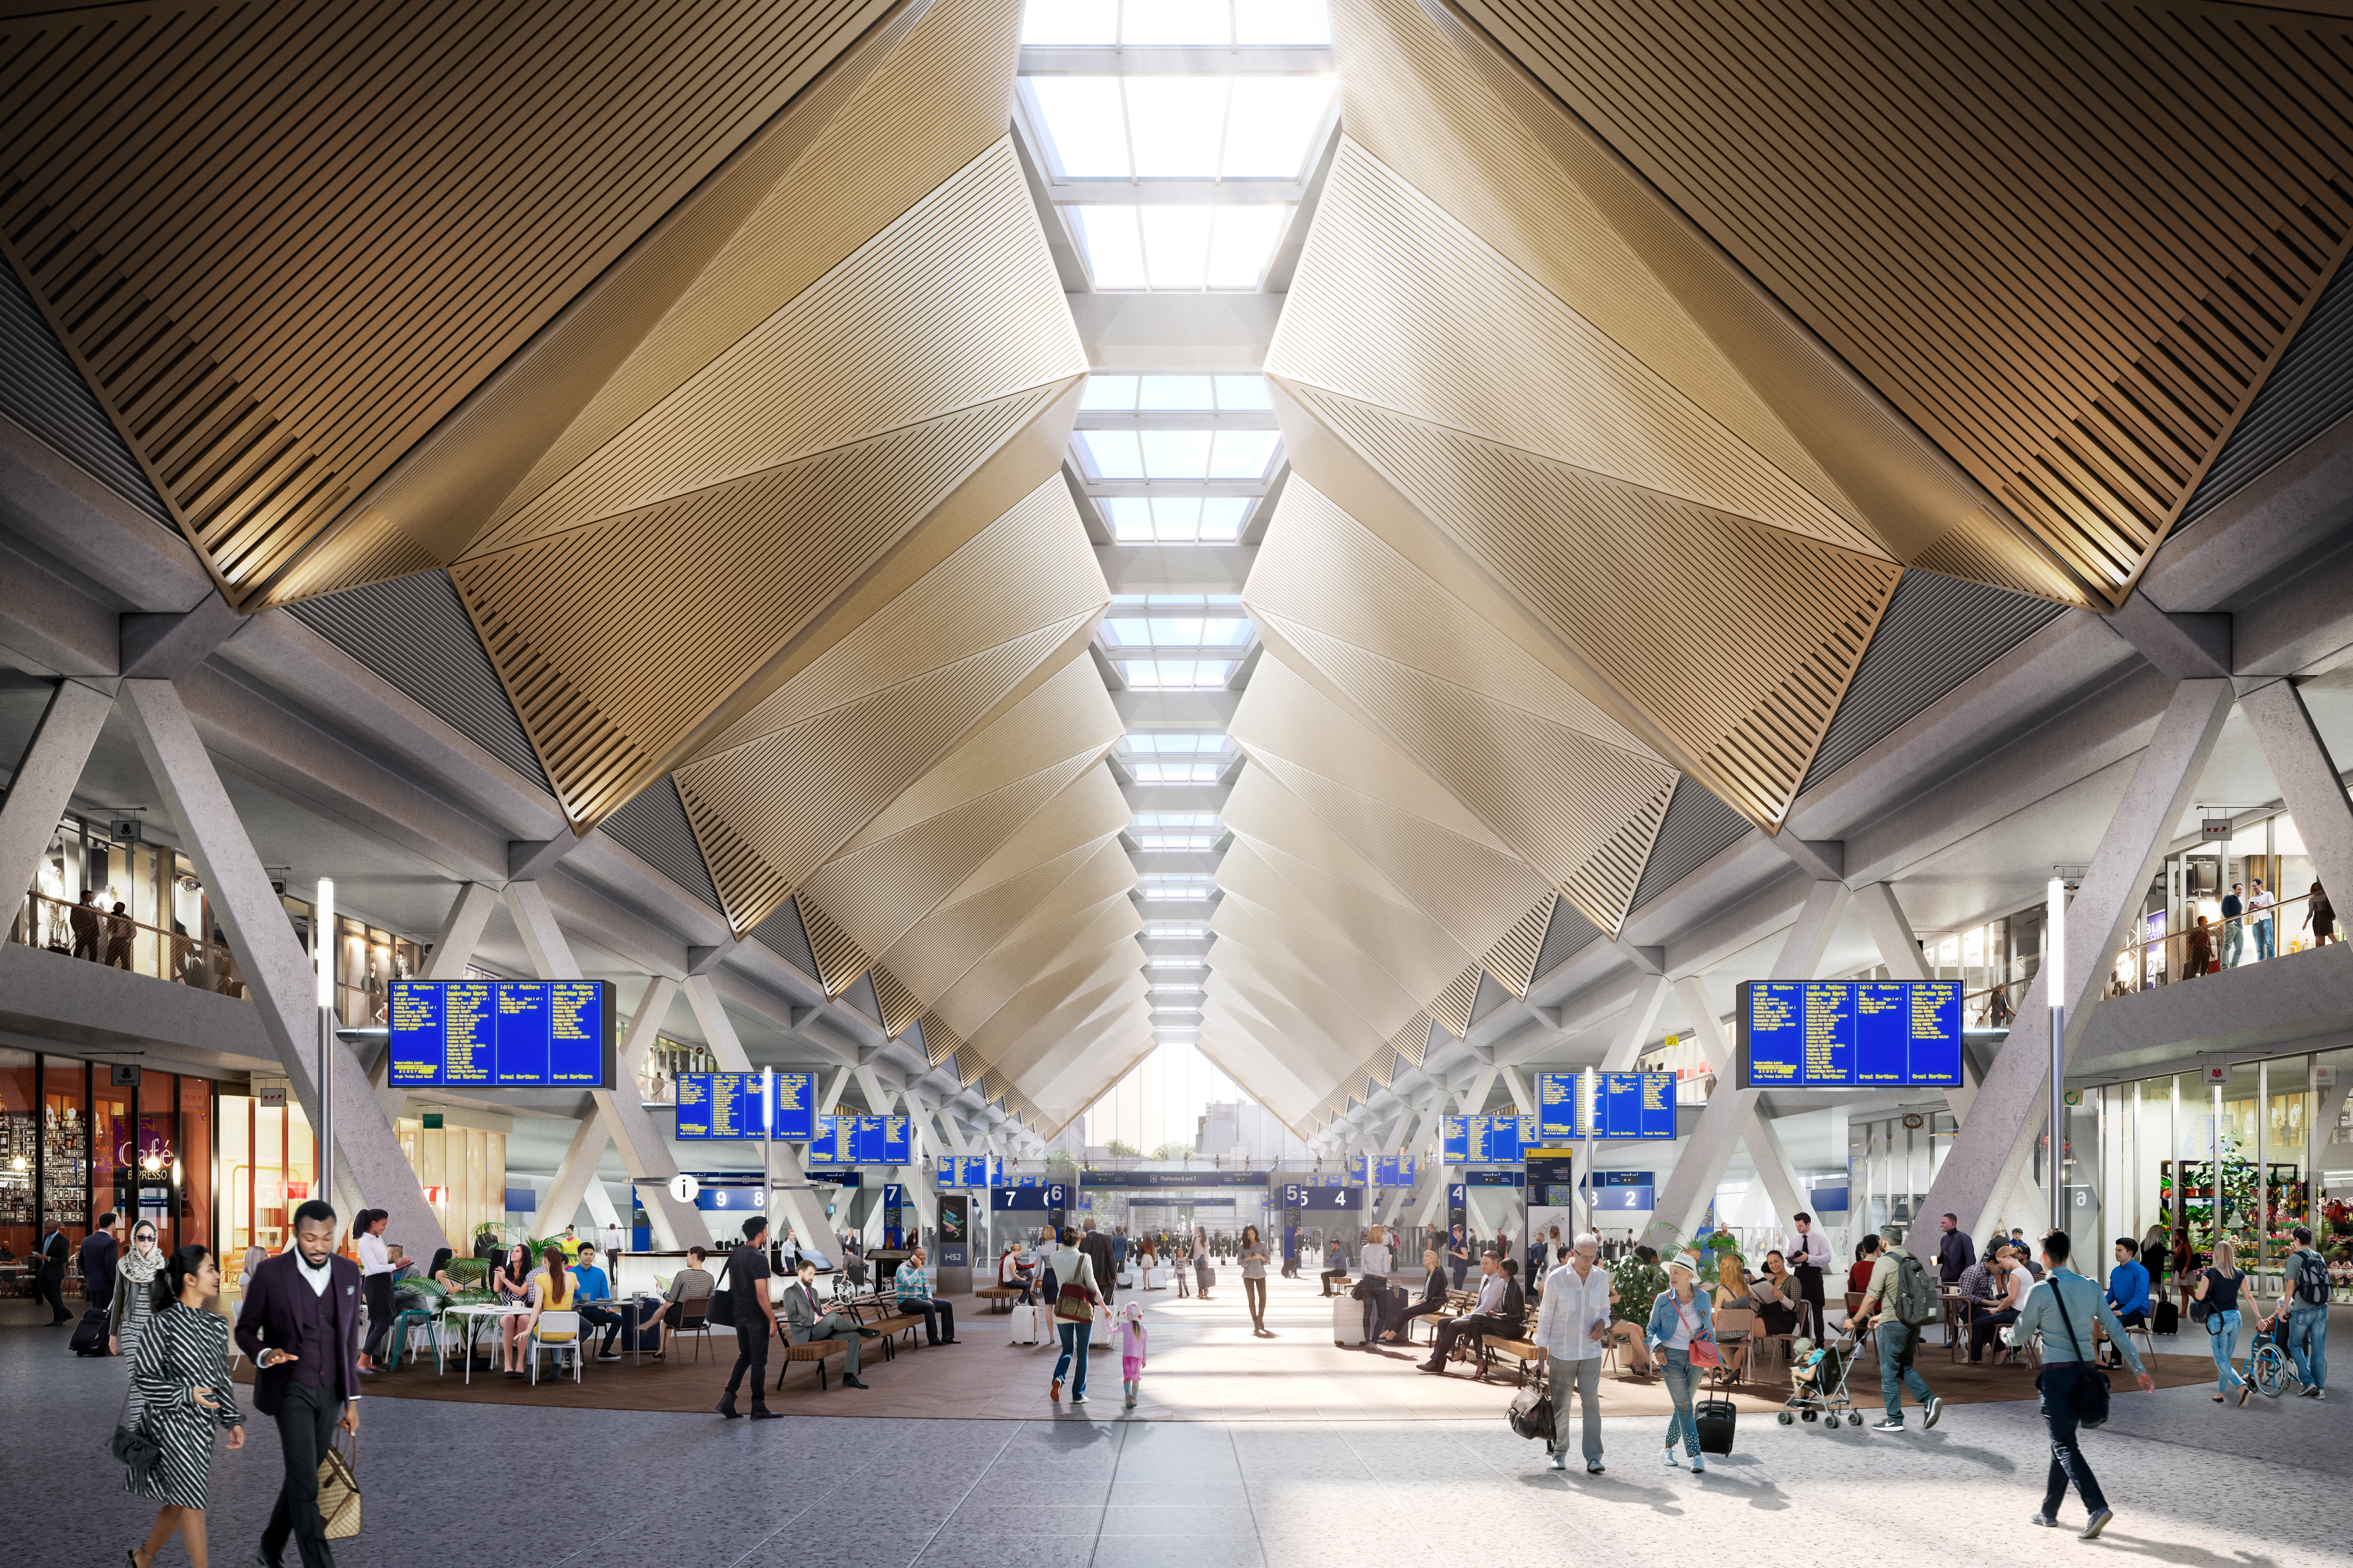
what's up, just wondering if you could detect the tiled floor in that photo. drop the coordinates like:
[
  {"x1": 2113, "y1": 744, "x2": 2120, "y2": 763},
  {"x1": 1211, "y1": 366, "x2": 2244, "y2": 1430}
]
[{"x1": 9, "y1": 1282, "x2": 2342, "y2": 1568}]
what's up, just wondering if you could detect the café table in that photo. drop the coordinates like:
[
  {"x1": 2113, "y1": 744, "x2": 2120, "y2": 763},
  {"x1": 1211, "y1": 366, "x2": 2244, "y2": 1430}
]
[{"x1": 441, "y1": 1302, "x2": 533, "y2": 1385}]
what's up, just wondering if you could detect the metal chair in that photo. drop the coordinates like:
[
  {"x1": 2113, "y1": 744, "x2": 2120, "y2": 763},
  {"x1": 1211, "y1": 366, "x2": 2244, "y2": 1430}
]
[{"x1": 528, "y1": 1309, "x2": 583, "y2": 1384}]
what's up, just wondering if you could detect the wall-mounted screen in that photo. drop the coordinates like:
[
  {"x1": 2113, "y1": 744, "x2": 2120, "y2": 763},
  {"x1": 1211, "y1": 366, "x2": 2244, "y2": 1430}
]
[
  {"x1": 1372, "y1": 1155, "x2": 1417, "y2": 1188},
  {"x1": 1595, "y1": 1072, "x2": 1677, "y2": 1139},
  {"x1": 1537, "y1": 1072, "x2": 1581, "y2": 1138},
  {"x1": 388, "y1": 979, "x2": 615, "y2": 1088},
  {"x1": 1737, "y1": 980, "x2": 1963, "y2": 1088},
  {"x1": 674, "y1": 1072, "x2": 766, "y2": 1140},
  {"x1": 771, "y1": 1071, "x2": 817, "y2": 1141}
]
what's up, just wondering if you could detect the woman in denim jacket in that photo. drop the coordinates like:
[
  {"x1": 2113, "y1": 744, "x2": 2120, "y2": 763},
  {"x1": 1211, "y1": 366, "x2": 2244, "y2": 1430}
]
[{"x1": 1644, "y1": 1254, "x2": 1718, "y2": 1471}]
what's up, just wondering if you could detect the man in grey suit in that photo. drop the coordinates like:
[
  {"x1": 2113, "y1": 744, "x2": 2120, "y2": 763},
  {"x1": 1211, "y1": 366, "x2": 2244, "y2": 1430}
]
[{"x1": 782, "y1": 1259, "x2": 871, "y2": 1389}]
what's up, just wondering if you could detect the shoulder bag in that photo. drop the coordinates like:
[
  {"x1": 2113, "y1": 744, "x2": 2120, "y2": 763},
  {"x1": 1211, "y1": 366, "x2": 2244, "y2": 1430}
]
[
  {"x1": 108, "y1": 1383, "x2": 162, "y2": 1490},
  {"x1": 707, "y1": 1259, "x2": 737, "y2": 1328},
  {"x1": 2046, "y1": 1280, "x2": 2112, "y2": 1429},
  {"x1": 1054, "y1": 1258, "x2": 1097, "y2": 1323},
  {"x1": 1506, "y1": 1360, "x2": 1555, "y2": 1442},
  {"x1": 1677, "y1": 1300, "x2": 1721, "y2": 1368},
  {"x1": 317, "y1": 1429, "x2": 361, "y2": 1540}
]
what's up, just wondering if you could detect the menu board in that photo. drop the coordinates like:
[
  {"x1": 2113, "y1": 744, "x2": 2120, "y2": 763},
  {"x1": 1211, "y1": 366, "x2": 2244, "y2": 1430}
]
[
  {"x1": 387, "y1": 979, "x2": 614, "y2": 1088},
  {"x1": 1738, "y1": 981, "x2": 1963, "y2": 1088},
  {"x1": 1594, "y1": 1072, "x2": 1678, "y2": 1139},
  {"x1": 673, "y1": 1072, "x2": 768, "y2": 1140},
  {"x1": 1537, "y1": 1072, "x2": 1582, "y2": 1139}
]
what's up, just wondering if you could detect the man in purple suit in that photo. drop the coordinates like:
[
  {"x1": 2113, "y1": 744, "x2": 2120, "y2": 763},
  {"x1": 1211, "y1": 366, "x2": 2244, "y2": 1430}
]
[{"x1": 235, "y1": 1200, "x2": 362, "y2": 1568}]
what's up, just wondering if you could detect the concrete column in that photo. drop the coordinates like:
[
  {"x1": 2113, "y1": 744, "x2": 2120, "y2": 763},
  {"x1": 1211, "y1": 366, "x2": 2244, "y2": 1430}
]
[
  {"x1": 1908, "y1": 680, "x2": 2234, "y2": 1259},
  {"x1": 683, "y1": 974, "x2": 754, "y2": 1072},
  {"x1": 117, "y1": 679, "x2": 450, "y2": 1254},
  {"x1": 0, "y1": 680, "x2": 112, "y2": 912},
  {"x1": 1674, "y1": 976, "x2": 1809, "y2": 1232},
  {"x1": 2239, "y1": 679, "x2": 2353, "y2": 907},
  {"x1": 421, "y1": 882, "x2": 499, "y2": 979},
  {"x1": 1647, "y1": 881, "x2": 1848, "y2": 1245},
  {"x1": 1600, "y1": 974, "x2": 1670, "y2": 1072}
]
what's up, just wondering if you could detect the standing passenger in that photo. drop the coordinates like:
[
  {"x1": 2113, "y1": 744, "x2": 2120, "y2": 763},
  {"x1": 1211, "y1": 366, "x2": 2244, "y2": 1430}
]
[{"x1": 2007, "y1": 1229, "x2": 2155, "y2": 1539}]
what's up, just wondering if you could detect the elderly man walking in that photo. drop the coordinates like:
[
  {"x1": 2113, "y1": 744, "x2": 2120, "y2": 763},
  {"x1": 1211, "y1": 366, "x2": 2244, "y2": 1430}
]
[{"x1": 1534, "y1": 1232, "x2": 1616, "y2": 1474}]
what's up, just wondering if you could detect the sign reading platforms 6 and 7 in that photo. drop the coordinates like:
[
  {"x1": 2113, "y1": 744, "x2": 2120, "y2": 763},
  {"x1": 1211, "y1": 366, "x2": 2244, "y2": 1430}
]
[
  {"x1": 1737, "y1": 980, "x2": 1963, "y2": 1088},
  {"x1": 389, "y1": 979, "x2": 615, "y2": 1088}
]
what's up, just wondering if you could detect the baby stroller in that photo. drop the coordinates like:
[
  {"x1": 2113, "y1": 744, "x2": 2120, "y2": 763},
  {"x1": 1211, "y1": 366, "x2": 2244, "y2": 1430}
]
[{"x1": 1777, "y1": 1331, "x2": 1863, "y2": 1432}]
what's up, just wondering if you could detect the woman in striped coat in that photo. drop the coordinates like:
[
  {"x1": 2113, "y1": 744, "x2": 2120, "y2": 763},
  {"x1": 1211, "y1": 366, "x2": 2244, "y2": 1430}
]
[{"x1": 125, "y1": 1244, "x2": 246, "y2": 1568}]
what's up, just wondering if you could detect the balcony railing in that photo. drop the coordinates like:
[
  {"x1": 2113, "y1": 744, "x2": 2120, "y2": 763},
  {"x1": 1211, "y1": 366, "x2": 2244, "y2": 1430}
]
[
  {"x1": 11, "y1": 889, "x2": 246, "y2": 995},
  {"x1": 2106, "y1": 890, "x2": 2331, "y2": 995}
]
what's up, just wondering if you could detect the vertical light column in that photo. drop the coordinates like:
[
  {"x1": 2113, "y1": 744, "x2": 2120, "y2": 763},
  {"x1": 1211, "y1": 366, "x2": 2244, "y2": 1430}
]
[
  {"x1": 2046, "y1": 876, "x2": 2064, "y2": 1234},
  {"x1": 315, "y1": 875, "x2": 335, "y2": 1200}
]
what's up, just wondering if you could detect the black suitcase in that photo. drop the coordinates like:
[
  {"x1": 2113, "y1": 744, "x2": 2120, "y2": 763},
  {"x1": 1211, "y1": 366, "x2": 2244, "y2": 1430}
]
[
  {"x1": 1694, "y1": 1365, "x2": 1736, "y2": 1454},
  {"x1": 70, "y1": 1306, "x2": 110, "y2": 1357},
  {"x1": 2153, "y1": 1300, "x2": 2179, "y2": 1335}
]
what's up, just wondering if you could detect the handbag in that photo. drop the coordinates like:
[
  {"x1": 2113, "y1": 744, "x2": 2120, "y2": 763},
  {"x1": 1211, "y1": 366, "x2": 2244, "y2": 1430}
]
[
  {"x1": 1677, "y1": 1300, "x2": 1721, "y2": 1368},
  {"x1": 707, "y1": 1261, "x2": 737, "y2": 1329},
  {"x1": 1506, "y1": 1361, "x2": 1555, "y2": 1442},
  {"x1": 109, "y1": 1382, "x2": 163, "y2": 1491},
  {"x1": 2047, "y1": 1279, "x2": 2112, "y2": 1429},
  {"x1": 1053, "y1": 1261, "x2": 1097, "y2": 1322},
  {"x1": 316, "y1": 1429, "x2": 361, "y2": 1540}
]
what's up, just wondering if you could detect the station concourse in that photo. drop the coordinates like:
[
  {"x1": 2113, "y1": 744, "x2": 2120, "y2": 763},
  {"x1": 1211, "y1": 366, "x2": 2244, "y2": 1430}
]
[{"x1": 0, "y1": 3, "x2": 2347, "y2": 1566}]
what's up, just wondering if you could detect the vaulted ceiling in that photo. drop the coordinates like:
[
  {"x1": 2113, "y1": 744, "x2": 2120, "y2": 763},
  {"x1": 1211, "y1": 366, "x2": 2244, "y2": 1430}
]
[{"x1": 6, "y1": 0, "x2": 2346, "y2": 1144}]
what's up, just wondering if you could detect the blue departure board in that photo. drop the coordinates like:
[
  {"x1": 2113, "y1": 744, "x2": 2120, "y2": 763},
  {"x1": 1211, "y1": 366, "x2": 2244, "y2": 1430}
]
[
  {"x1": 1345, "y1": 1155, "x2": 1367, "y2": 1184},
  {"x1": 771, "y1": 1071, "x2": 817, "y2": 1141},
  {"x1": 674, "y1": 1072, "x2": 771, "y2": 1140},
  {"x1": 804, "y1": 1114, "x2": 846, "y2": 1166},
  {"x1": 1373, "y1": 1155, "x2": 1417, "y2": 1188},
  {"x1": 388, "y1": 979, "x2": 614, "y2": 1088},
  {"x1": 1442, "y1": 1116, "x2": 1468, "y2": 1162},
  {"x1": 880, "y1": 1115, "x2": 911, "y2": 1165},
  {"x1": 952, "y1": 1156, "x2": 991, "y2": 1188},
  {"x1": 1737, "y1": 981, "x2": 1963, "y2": 1088},
  {"x1": 1537, "y1": 1072, "x2": 1581, "y2": 1138},
  {"x1": 1594, "y1": 1072, "x2": 1677, "y2": 1139}
]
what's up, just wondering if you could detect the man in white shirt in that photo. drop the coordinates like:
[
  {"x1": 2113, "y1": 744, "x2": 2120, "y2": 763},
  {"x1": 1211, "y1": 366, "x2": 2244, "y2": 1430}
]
[
  {"x1": 1533, "y1": 1233, "x2": 1616, "y2": 1473},
  {"x1": 2249, "y1": 880, "x2": 2276, "y2": 959},
  {"x1": 1785, "y1": 1211, "x2": 1833, "y2": 1340}
]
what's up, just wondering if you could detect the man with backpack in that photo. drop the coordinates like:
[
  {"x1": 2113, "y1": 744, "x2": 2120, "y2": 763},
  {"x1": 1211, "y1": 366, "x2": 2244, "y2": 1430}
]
[
  {"x1": 1857, "y1": 1225, "x2": 1944, "y2": 1432},
  {"x1": 2282, "y1": 1224, "x2": 2330, "y2": 1399}
]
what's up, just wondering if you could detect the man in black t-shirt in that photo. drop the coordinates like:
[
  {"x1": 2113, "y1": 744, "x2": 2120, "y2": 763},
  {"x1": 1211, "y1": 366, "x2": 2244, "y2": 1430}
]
[{"x1": 718, "y1": 1216, "x2": 782, "y2": 1420}]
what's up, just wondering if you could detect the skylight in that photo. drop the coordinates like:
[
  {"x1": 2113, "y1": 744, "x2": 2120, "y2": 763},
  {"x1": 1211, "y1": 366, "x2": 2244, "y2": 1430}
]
[
  {"x1": 1120, "y1": 731, "x2": 1232, "y2": 754},
  {"x1": 1120, "y1": 659, "x2": 1238, "y2": 689},
  {"x1": 1021, "y1": 0, "x2": 1332, "y2": 48},
  {"x1": 1026, "y1": 75, "x2": 1335, "y2": 182},
  {"x1": 1076, "y1": 429, "x2": 1280, "y2": 480},
  {"x1": 1140, "y1": 874, "x2": 1217, "y2": 900},
  {"x1": 1070, "y1": 204, "x2": 1291, "y2": 290},
  {"x1": 1132, "y1": 812, "x2": 1222, "y2": 850},
  {"x1": 1103, "y1": 597, "x2": 1253, "y2": 649},
  {"x1": 1083, "y1": 374, "x2": 1272, "y2": 412},
  {"x1": 1146, "y1": 952, "x2": 1208, "y2": 967},
  {"x1": 1144, "y1": 922, "x2": 1208, "y2": 939},
  {"x1": 1100, "y1": 496, "x2": 1252, "y2": 544}
]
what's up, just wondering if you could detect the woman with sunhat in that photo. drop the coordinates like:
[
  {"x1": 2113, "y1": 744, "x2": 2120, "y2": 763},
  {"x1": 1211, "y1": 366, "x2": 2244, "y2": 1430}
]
[{"x1": 1644, "y1": 1251, "x2": 1719, "y2": 1472}]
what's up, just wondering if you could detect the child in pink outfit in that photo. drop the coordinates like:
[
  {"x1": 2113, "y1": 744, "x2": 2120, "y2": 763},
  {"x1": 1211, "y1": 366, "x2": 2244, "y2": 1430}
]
[{"x1": 1117, "y1": 1300, "x2": 1148, "y2": 1409}]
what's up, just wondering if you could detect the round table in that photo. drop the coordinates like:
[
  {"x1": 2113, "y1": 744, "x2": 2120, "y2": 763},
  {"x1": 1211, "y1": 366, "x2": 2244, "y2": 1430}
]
[{"x1": 441, "y1": 1302, "x2": 533, "y2": 1384}]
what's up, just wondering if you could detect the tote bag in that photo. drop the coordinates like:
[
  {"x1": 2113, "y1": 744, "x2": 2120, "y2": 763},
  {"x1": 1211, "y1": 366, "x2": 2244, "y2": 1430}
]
[{"x1": 317, "y1": 1431, "x2": 361, "y2": 1540}]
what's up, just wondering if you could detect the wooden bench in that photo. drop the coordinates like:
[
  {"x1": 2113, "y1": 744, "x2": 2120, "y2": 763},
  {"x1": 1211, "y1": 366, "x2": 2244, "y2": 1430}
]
[
  {"x1": 844, "y1": 1293, "x2": 923, "y2": 1356},
  {"x1": 975, "y1": 1285, "x2": 1025, "y2": 1312},
  {"x1": 1476, "y1": 1334, "x2": 1544, "y2": 1385},
  {"x1": 774, "y1": 1336, "x2": 848, "y2": 1390}
]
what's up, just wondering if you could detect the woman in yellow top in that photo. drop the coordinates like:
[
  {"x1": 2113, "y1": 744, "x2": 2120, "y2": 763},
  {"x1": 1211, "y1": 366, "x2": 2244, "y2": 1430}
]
[{"x1": 516, "y1": 1248, "x2": 577, "y2": 1378}]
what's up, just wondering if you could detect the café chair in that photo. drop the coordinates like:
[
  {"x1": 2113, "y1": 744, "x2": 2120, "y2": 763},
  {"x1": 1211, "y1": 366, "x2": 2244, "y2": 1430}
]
[
  {"x1": 673, "y1": 1295, "x2": 714, "y2": 1362},
  {"x1": 528, "y1": 1309, "x2": 584, "y2": 1384}
]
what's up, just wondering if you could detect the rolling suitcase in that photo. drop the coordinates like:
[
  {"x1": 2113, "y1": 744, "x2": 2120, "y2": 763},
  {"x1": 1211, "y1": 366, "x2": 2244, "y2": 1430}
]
[
  {"x1": 1332, "y1": 1293, "x2": 1365, "y2": 1346},
  {"x1": 1007, "y1": 1304, "x2": 1042, "y2": 1344},
  {"x1": 71, "y1": 1305, "x2": 110, "y2": 1357},
  {"x1": 1695, "y1": 1367, "x2": 1737, "y2": 1455}
]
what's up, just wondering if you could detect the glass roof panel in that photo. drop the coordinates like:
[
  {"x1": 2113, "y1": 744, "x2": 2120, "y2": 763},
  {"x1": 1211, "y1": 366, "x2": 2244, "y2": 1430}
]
[
  {"x1": 1233, "y1": 0, "x2": 1332, "y2": 45},
  {"x1": 1213, "y1": 375, "x2": 1272, "y2": 410},
  {"x1": 1082, "y1": 375, "x2": 1140, "y2": 410},
  {"x1": 1222, "y1": 76, "x2": 1337, "y2": 178},
  {"x1": 1022, "y1": 0, "x2": 1119, "y2": 46},
  {"x1": 1124, "y1": 77, "x2": 1230, "y2": 176},
  {"x1": 1072, "y1": 207, "x2": 1147, "y2": 288},
  {"x1": 1121, "y1": 732, "x2": 1232, "y2": 753},
  {"x1": 1028, "y1": 76, "x2": 1131, "y2": 177},
  {"x1": 1204, "y1": 205, "x2": 1289, "y2": 287},
  {"x1": 1120, "y1": 659, "x2": 1236, "y2": 689},
  {"x1": 1139, "y1": 428, "x2": 1215, "y2": 479},
  {"x1": 1120, "y1": 0, "x2": 1232, "y2": 45},
  {"x1": 1138, "y1": 374, "x2": 1216, "y2": 410},
  {"x1": 1074, "y1": 429, "x2": 1144, "y2": 478},
  {"x1": 1137, "y1": 206, "x2": 1212, "y2": 288},
  {"x1": 1207, "y1": 430, "x2": 1280, "y2": 479},
  {"x1": 1199, "y1": 497, "x2": 1249, "y2": 540}
]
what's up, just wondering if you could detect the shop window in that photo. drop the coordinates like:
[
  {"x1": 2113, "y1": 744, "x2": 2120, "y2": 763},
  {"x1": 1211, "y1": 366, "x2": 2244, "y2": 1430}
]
[{"x1": 0, "y1": 1049, "x2": 35, "y2": 1264}]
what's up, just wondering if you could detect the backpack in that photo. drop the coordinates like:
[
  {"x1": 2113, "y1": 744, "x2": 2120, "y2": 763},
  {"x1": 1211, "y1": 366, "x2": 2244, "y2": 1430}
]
[
  {"x1": 1892, "y1": 1250, "x2": 1939, "y2": 1326},
  {"x1": 2292, "y1": 1249, "x2": 2331, "y2": 1307}
]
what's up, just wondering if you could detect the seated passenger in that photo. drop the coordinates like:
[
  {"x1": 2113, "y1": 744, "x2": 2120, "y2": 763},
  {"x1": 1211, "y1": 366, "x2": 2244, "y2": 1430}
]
[
  {"x1": 1385, "y1": 1248, "x2": 1452, "y2": 1343},
  {"x1": 999, "y1": 1242, "x2": 1036, "y2": 1305},
  {"x1": 894, "y1": 1246, "x2": 960, "y2": 1346},
  {"x1": 782, "y1": 1258, "x2": 871, "y2": 1389},
  {"x1": 1319, "y1": 1240, "x2": 1349, "y2": 1297},
  {"x1": 1416, "y1": 1255, "x2": 1518, "y2": 1375},
  {"x1": 569, "y1": 1242, "x2": 625, "y2": 1361}
]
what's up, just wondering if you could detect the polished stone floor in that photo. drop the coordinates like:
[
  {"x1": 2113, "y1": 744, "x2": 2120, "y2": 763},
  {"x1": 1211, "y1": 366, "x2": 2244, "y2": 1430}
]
[{"x1": 8, "y1": 1279, "x2": 2341, "y2": 1568}]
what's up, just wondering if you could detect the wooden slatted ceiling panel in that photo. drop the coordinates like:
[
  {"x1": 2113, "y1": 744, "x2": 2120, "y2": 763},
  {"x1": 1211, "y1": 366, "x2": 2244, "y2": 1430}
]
[
  {"x1": 938, "y1": 766, "x2": 1131, "y2": 908},
  {"x1": 1329, "y1": 0, "x2": 2066, "y2": 599},
  {"x1": 1427, "y1": 964, "x2": 1483, "y2": 1038},
  {"x1": 1216, "y1": 838, "x2": 1470, "y2": 1008},
  {"x1": 794, "y1": 894, "x2": 874, "y2": 998},
  {"x1": 934, "y1": 894, "x2": 1141, "y2": 1042},
  {"x1": 1273, "y1": 141, "x2": 1877, "y2": 557},
  {"x1": 487, "y1": 0, "x2": 1021, "y2": 533},
  {"x1": 1219, "y1": 768, "x2": 1416, "y2": 908},
  {"x1": 475, "y1": 142, "x2": 1081, "y2": 553},
  {"x1": 1280, "y1": 382, "x2": 1897, "y2": 825},
  {"x1": 917, "y1": 1010, "x2": 964, "y2": 1067},
  {"x1": 1001, "y1": 838, "x2": 1139, "y2": 949},
  {"x1": 796, "y1": 748, "x2": 1102, "y2": 959},
  {"x1": 1209, "y1": 894, "x2": 1423, "y2": 1043},
  {"x1": 868, "y1": 966, "x2": 925, "y2": 1039},
  {"x1": 1248, "y1": 477, "x2": 1677, "y2": 930},
  {"x1": 1389, "y1": 1010, "x2": 1436, "y2": 1068},
  {"x1": 456, "y1": 380, "x2": 1068, "y2": 836},
  {"x1": 924, "y1": 850, "x2": 1138, "y2": 1032},
  {"x1": 1204, "y1": 969, "x2": 1372, "y2": 1083},
  {"x1": 973, "y1": 950, "x2": 1142, "y2": 1076},
  {"x1": 0, "y1": 0, "x2": 889, "y2": 602},
  {"x1": 1481, "y1": 897, "x2": 1555, "y2": 998},
  {"x1": 1231, "y1": 659, "x2": 1556, "y2": 952},
  {"x1": 1456, "y1": 0, "x2": 2353, "y2": 603}
]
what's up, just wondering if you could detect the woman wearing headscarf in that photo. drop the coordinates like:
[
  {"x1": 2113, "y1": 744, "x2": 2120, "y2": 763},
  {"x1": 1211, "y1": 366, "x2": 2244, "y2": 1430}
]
[
  {"x1": 1644, "y1": 1252, "x2": 1717, "y2": 1472},
  {"x1": 121, "y1": 1243, "x2": 245, "y2": 1568},
  {"x1": 110, "y1": 1220, "x2": 166, "y2": 1378}
]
